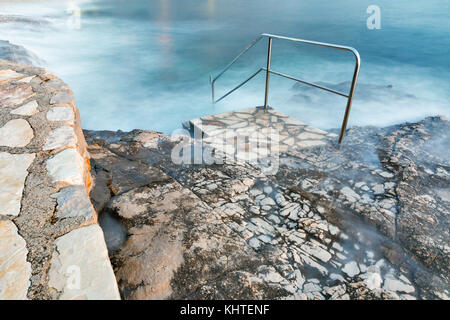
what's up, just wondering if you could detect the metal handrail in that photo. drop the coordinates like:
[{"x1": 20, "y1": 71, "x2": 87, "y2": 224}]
[{"x1": 209, "y1": 33, "x2": 361, "y2": 143}]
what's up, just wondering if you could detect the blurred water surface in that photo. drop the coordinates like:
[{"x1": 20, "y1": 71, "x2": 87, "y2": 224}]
[{"x1": 0, "y1": 0, "x2": 449, "y2": 132}]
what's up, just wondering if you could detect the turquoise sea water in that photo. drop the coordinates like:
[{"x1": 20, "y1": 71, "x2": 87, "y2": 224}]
[{"x1": 1, "y1": 0, "x2": 449, "y2": 133}]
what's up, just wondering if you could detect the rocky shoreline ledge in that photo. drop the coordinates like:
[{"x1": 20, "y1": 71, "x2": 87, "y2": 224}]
[
  {"x1": 85, "y1": 116, "x2": 449, "y2": 300},
  {"x1": 0, "y1": 60, "x2": 448, "y2": 300}
]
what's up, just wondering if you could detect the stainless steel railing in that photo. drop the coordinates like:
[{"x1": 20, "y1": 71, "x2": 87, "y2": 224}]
[{"x1": 209, "y1": 33, "x2": 361, "y2": 143}]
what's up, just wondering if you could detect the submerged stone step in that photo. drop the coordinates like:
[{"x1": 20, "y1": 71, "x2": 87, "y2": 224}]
[{"x1": 186, "y1": 107, "x2": 338, "y2": 160}]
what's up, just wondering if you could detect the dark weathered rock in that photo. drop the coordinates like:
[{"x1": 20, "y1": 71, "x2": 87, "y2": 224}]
[
  {"x1": 377, "y1": 118, "x2": 450, "y2": 280},
  {"x1": 0, "y1": 40, "x2": 44, "y2": 67},
  {"x1": 85, "y1": 116, "x2": 450, "y2": 300}
]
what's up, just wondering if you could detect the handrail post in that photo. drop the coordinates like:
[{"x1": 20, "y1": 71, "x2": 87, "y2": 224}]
[
  {"x1": 264, "y1": 37, "x2": 272, "y2": 109},
  {"x1": 338, "y1": 57, "x2": 360, "y2": 143},
  {"x1": 210, "y1": 33, "x2": 360, "y2": 143},
  {"x1": 210, "y1": 74, "x2": 215, "y2": 103}
]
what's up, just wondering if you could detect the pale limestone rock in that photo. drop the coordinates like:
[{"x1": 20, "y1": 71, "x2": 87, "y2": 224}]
[
  {"x1": 301, "y1": 243, "x2": 332, "y2": 262},
  {"x1": 304, "y1": 126, "x2": 328, "y2": 135},
  {"x1": 48, "y1": 224, "x2": 120, "y2": 300},
  {"x1": 342, "y1": 261, "x2": 360, "y2": 277},
  {"x1": 373, "y1": 184, "x2": 385, "y2": 195},
  {"x1": 383, "y1": 277, "x2": 415, "y2": 293},
  {"x1": 0, "y1": 69, "x2": 25, "y2": 85},
  {"x1": 261, "y1": 270, "x2": 285, "y2": 283},
  {"x1": 280, "y1": 202, "x2": 300, "y2": 217},
  {"x1": 303, "y1": 282, "x2": 322, "y2": 292},
  {"x1": 330, "y1": 273, "x2": 346, "y2": 282},
  {"x1": 260, "y1": 197, "x2": 275, "y2": 206},
  {"x1": 378, "y1": 171, "x2": 394, "y2": 178},
  {"x1": 50, "y1": 91, "x2": 74, "y2": 105},
  {"x1": 297, "y1": 132, "x2": 325, "y2": 140},
  {"x1": 0, "y1": 220, "x2": 31, "y2": 299},
  {"x1": 11, "y1": 100, "x2": 39, "y2": 116},
  {"x1": 283, "y1": 117, "x2": 305, "y2": 126},
  {"x1": 328, "y1": 224, "x2": 340, "y2": 235},
  {"x1": 341, "y1": 186, "x2": 361, "y2": 202},
  {"x1": 283, "y1": 137, "x2": 295, "y2": 146},
  {"x1": 46, "y1": 148, "x2": 84, "y2": 187},
  {"x1": 134, "y1": 131, "x2": 161, "y2": 148},
  {"x1": 0, "y1": 152, "x2": 35, "y2": 217},
  {"x1": 248, "y1": 237, "x2": 261, "y2": 249},
  {"x1": 258, "y1": 234, "x2": 272, "y2": 243},
  {"x1": 298, "y1": 140, "x2": 327, "y2": 148},
  {"x1": 0, "y1": 84, "x2": 35, "y2": 107},
  {"x1": 17, "y1": 76, "x2": 35, "y2": 84},
  {"x1": 0, "y1": 119, "x2": 34, "y2": 147},
  {"x1": 46, "y1": 106, "x2": 74, "y2": 125},
  {"x1": 363, "y1": 272, "x2": 383, "y2": 290},
  {"x1": 43, "y1": 126, "x2": 77, "y2": 151},
  {"x1": 51, "y1": 186, "x2": 96, "y2": 223}
]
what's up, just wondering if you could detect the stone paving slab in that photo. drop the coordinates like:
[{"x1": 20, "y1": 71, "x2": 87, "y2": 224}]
[
  {"x1": 0, "y1": 220, "x2": 31, "y2": 300},
  {"x1": 186, "y1": 108, "x2": 338, "y2": 161},
  {"x1": 0, "y1": 60, "x2": 119, "y2": 300},
  {"x1": 0, "y1": 152, "x2": 35, "y2": 217},
  {"x1": 48, "y1": 225, "x2": 120, "y2": 300}
]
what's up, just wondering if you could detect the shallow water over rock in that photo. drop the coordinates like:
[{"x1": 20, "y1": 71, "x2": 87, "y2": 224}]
[{"x1": 86, "y1": 116, "x2": 449, "y2": 300}]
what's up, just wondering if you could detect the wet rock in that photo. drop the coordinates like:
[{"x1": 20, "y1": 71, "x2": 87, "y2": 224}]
[
  {"x1": 86, "y1": 116, "x2": 450, "y2": 300},
  {"x1": 0, "y1": 40, "x2": 44, "y2": 66},
  {"x1": 342, "y1": 261, "x2": 360, "y2": 278},
  {"x1": 362, "y1": 272, "x2": 383, "y2": 290},
  {"x1": 383, "y1": 277, "x2": 415, "y2": 294}
]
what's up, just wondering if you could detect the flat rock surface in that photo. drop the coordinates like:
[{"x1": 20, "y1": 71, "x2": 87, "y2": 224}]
[
  {"x1": 51, "y1": 186, "x2": 96, "y2": 224},
  {"x1": 11, "y1": 100, "x2": 39, "y2": 116},
  {"x1": 0, "y1": 118, "x2": 34, "y2": 147},
  {"x1": 0, "y1": 83, "x2": 34, "y2": 108},
  {"x1": 0, "y1": 152, "x2": 35, "y2": 217},
  {"x1": 0, "y1": 60, "x2": 117, "y2": 300},
  {"x1": 46, "y1": 106, "x2": 74, "y2": 125},
  {"x1": 48, "y1": 224, "x2": 120, "y2": 300},
  {"x1": 188, "y1": 108, "x2": 336, "y2": 159},
  {"x1": 0, "y1": 220, "x2": 31, "y2": 300},
  {"x1": 44, "y1": 125, "x2": 77, "y2": 151},
  {"x1": 46, "y1": 148, "x2": 85, "y2": 187},
  {"x1": 0, "y1": 69, "x2": 25, "y2": 84},
  {"x1": 85, "y1": 115, "x2": 450, "y2": 300}
]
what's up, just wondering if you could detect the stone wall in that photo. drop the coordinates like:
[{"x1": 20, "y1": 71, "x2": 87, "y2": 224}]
[{"x1": 0, "y1": 60, "x2": 119, "y2": 299}]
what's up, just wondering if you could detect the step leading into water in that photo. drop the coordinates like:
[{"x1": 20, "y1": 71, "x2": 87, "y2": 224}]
[{"x1": 185, "y1": 107, "x2": 337, "y2": 162}]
